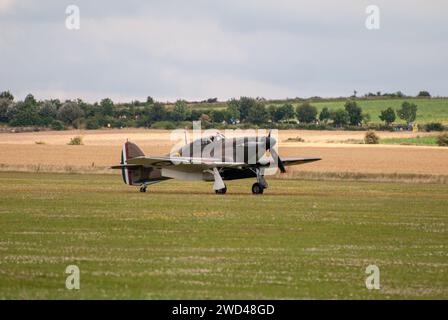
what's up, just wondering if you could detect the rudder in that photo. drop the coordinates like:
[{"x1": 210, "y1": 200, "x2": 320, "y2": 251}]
[{"x1": 121, "y1": 141, "x2": 145, "y2": 185}]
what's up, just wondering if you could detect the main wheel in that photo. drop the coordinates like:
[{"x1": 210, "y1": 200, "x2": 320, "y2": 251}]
[
  {"x1": 139, "y1": 186, "x2": 147, "y2": 193},
  {"x1": 251, "y1": 183, "x2": 264, "y2": 194},
  {"x1": 215, "y1": 185, "x2": 227, "y2": 194}
]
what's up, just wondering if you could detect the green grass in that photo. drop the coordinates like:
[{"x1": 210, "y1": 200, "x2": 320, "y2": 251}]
[
  {"x1": 0, "y1": 172, "x2": 447, "y2": 299},
  {"x1": 311, "y1": 98, "x2": 448, "y2": 125},
  {"x1": 380, "y1": 136, "x2": 438, "y2": 146},
  {"x1": 196, "y1": 98, "x2": 448, "y2": 125}
]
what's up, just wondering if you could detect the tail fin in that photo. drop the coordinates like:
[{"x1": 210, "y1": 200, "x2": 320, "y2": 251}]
[{"x1": 121, "y1": 141, "x2": 145, "y2": 185}]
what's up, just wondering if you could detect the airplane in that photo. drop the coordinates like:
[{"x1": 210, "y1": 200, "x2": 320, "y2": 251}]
[{"x1": 111, "y1": 131, "x2": 321, "y2": 194}]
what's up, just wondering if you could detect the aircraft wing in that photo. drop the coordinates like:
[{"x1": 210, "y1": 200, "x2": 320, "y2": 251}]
[
  {"x1": 125, "y1": 156, "x2": 321, "y2": 169},
  {"x1": 110, "y1": 164, "x2": 143, "y2": 169},
  {"x1": 281, "y1": 157, "x2": 321, "y2": 166},
  {"x1": 126, "y1": 156, "x2": 247, "y2": 170}
]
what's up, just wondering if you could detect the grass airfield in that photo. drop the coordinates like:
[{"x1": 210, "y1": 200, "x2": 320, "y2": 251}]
[{"x1": 0, "y1": 172, "x2": 447, "y2": 299}]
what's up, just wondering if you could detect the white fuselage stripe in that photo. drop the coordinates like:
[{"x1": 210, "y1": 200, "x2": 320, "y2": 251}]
[{"x1": 122, "y1": 143, "x2": 130, "y2": 185}]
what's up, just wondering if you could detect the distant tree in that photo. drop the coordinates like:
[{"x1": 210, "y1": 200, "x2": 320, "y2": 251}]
[
  {"x1": 8, "y1": 101, "x2": 40, "y2": 126},
  {"x1": 57, "y1": 102, "x2": 84, "y2": 125},
  {"x1": 51, "y1": 99, "x2": 62, "y2": 109},
  {"x1": 211, "y1": 109, "x2": 225, "y2": 123},
  {"x1": 397, "y1": 101, "x2": 418, "y2": 125},
  {"x1": 344, "y1": 100, "x2": 363, "y2": 126},
  {"x1": 85, "y1": 117, "x2": 101, "y2": 130},
  {"x1": 226, "y1": 98, "x2": 240, "y2": 122},
  {"x1": 239, "y1": 97, "x2": 257, "y2": 122},
  {"x1": 379, "y1": 107, "x2": 396, "y2": 126},
  {"x1": 247, "y1": 101, "x2": 268, "y2": 125},
  {"x1": 171, "y1": 100, "x2": 190, "y2": 121},
  {"x1": 279, "y1": 103, "x2": 295, "y2": 120},
  {"x1": 38, "y1": 101, "x2": 58, "y2": 126},
  {"x1": 189, "y1": 109, "x2": 203, "y2": 122},
  {"x1": 331, "y1": 109, "x2": 350, "y2": 127},
  {"x1": 10, "y1": 110, "x2": 40, "y2": 126},
  {"x1": 417, "y1": 91, "x2": 431, "y2": 97},
  {"x1": 0, "y1": 90, "x2": 14, "y2": 101},
  {"x1": 148, "y1": 102, "x2": 166, "y2": 122},
  {"x1": 5, "y1": 102, "x2": 20, "y2": 120},
  {"x1": 268, "y1": 105, "x2": 278, "y2": 122},
  {"x1": 79, "y1": 101, "x2": 95, "y2": 118},
  {"x1": 24, "y1": 94, "x2": 37, "y2": 106},
  {"x1": 319, "y1": 107, "x2": 331, "y2": 123},
  {"x1": 296, "y1": 102, "x2": 317, "y2": 123},
  {"x1": 206, "y1": 97, "x2": 218, "y2": 103},
  {"x1": 100, "y1": 98, "x2": 114, "y2": 116},
  {"x1": 51, "y1": 120, "x2": 65, "y2": 131},
  {"x1": 0, "y1": 98, "x2": 11, "y2": 122},
  {"x1": 268, "y1": 104, "x2": 294, "y2": 122},
  {"x1": 146, "y1": 96, "x2": 154, "y2": 104}
]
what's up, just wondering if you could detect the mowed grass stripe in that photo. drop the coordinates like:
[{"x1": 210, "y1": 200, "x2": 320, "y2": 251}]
[{"x1": 0, "y1": 172, "x2": 447, "y2": 299}]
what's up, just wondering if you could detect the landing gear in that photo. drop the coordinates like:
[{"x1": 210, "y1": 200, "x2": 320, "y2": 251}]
[
  {"x1": 250, "y1": 168, "x2": 268, "y2": 194},
  {"x1": 251, "y1": 182, "x2": 264, "y2": 194},
  {"x1": 139, "y1": 185, "x2": 147, "y2": 193},
  {"x1": 215, "y1": 185, "x2": 227, "y2": 194}
]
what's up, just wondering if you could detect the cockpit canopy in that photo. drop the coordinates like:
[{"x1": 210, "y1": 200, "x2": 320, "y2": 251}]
[{"x1": 196, "y1": 132, "x2": 225, "y2": 146}]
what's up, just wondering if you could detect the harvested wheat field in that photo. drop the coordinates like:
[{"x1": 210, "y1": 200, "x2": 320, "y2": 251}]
[{"x1": 0, "y1": 129, "x2": 447, "y2": 180}]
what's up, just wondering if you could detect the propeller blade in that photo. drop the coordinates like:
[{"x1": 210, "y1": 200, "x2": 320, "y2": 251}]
[
  {"x1": 265, "y1": 130, "x2": 285, "y2": 172},
  {"x1": 270, "y1": 148, "x2": 286, "y2": 173}
]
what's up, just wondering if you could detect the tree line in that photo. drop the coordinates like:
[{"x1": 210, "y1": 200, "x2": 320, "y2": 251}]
[{"x1": 0, "y1": 90, "x2": 433, "y2": 131}]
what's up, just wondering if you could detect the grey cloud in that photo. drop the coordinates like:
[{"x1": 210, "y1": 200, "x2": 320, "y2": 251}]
[{"x1": 0, "y1": 0, "x2": 447, "y2": 102}]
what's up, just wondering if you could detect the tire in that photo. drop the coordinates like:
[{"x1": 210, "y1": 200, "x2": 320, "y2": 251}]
[
  {"x1": 215, "y1": 185, "x2": 227, "y2": 194},
  {"x1": 251, "y1": 183, "x2": 264, "y2": 194},
  {"x1": 139, "y1": 186, "x2": 146, "y2": 193}
]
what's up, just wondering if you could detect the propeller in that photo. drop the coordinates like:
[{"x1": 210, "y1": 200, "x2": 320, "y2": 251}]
[{"x1": 266, "y1": 130, "x2": 286, "y2": 173}]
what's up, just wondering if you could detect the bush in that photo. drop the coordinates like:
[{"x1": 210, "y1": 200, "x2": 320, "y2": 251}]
[
  {"x1": 150, "y1": 121, "x2": 177, "y2": 130},
  {"x1": 417, "y1": 91, "x2": 431, "y2": 97},
  {"x1": 364, "y1": 131, "x2": 379, "y2": 144},
  {"x1": 425, "y1": 122, "x2": 444, "y2": 132},
  {"x1": 437, "y1": 133, "x2": 448, "y2": 146},
  {"x1": 51, "y1": 120, "x2": 65, "y2": 131},
  {"x1": 86, "y1": 118, "x2": 101, "y2": 130},
  {"x1": 68, "y1": 136, "x2": 83, "y2": 145}
]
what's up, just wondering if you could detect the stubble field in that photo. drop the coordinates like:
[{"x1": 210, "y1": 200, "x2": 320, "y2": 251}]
[{"x1": 0, "y1": 129, "x2": 447, "y2": 179}]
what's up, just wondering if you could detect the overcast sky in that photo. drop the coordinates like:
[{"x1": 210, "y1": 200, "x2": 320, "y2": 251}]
[{"x1": 1, "y1": 0, "x2": 447, "y2": 102}]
